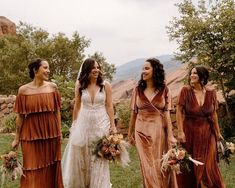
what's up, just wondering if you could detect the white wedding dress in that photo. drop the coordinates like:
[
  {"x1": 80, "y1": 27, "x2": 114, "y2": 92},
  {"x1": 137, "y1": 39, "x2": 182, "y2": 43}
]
[{"x1": 62, "y1": 87, "x2": 111, "y2": 188}]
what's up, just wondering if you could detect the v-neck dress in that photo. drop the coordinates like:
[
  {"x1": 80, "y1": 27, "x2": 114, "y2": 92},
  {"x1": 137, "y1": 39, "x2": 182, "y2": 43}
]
[
  {"x1": 14, "y1": 91, "x2": 64, "y2": 188},
  {"x1": 176, "y1": 86, "x2": 225, "y2": 188},
  {"x1": 131, "y1": 86, "x2": 178, "y2": 188},
  {"x1": 62, "y1": 87, "x2": 111, "y2": 188}
]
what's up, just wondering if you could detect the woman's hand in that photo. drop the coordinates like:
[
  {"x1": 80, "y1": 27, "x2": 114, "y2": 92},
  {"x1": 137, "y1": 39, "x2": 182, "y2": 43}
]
[
  {"x1": 168, "y1": 135, "x2": 177, "y2": 146},
  {"x1": 178, "y1": 131, "x2": 186, "y2": 143},
  {"x1": 128, "y1": 134, "x2": 135, "y2": 146},
  {"x1": 12, "y1": 137, "x2": 20, "y2": 150},
  {"x1": 109, "y1": 126, "x2": 117, "y2": 134},
  {"x1": 217, "y1": 132, "x2": 224, "y2": 141}
]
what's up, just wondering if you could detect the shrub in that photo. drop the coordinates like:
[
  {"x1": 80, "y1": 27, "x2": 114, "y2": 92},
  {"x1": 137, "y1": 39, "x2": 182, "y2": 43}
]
[
  {"x1": 0, "y1": 113, "x2": 16, "y2": 133},
  {"x1": 52, "y1": 75, "x2": 74, "y2": 137},
  {"x1": 219, "y1": 95, "x2": 235, "y2": 139},
  {"x1": 61, "y1": 122, "x2": 70, "y2": 138},
  {"x1": 115, "y1": 101, "x2": 131, "y2": 128}
]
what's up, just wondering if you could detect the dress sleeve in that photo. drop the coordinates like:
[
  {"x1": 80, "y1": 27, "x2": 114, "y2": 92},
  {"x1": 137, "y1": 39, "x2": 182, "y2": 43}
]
[
  {"x1": 14, "y1": 95, "x2": 24, "y2": 114},
  {"x1": 164, "y1": 86, "x2": 172, "y2": 111},
  {"x1": 130, "y1": 87, "x2": 138, "y2": 113},
  {"x1": 177, "y1": 86, "x2": 188, "y2": 107},
  {"x1": 54, "y1": 90, "x2": 62, "y2": 110}
]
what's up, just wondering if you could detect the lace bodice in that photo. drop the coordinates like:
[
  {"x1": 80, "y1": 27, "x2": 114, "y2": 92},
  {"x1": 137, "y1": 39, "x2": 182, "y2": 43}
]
[{"x1": 81, "y1": 88, "x2": 106, "y2": 109}]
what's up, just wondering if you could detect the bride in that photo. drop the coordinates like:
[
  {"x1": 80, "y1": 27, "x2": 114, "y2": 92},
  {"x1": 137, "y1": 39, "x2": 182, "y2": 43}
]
[{"x1": 62, "y1": 58, "x2": 117, "y2": 188}]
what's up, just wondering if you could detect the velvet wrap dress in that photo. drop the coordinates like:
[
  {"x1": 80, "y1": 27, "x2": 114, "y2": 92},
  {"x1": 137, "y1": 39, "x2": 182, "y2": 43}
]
[
  {"x1": 14, "y1": 91, "x2": 64, "y2": 188},
  {"x1": 176, "y1": 86, "x2": 225, "y2": 188},
  {"x1": 131, "y1": 86, "x2": 178, "y2": 188}
]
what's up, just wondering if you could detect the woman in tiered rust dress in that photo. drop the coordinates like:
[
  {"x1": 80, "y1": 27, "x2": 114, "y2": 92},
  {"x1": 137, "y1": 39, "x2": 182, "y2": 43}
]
[
  {"x1": 128, "y1": 58, "x2": 178, "y2": 188},
  {"x1": 176, "y1": 66, "x2": 225, "y2": 188},
  {"x1": 12, "y1": 58, "x2": 64, "y2": 188}
]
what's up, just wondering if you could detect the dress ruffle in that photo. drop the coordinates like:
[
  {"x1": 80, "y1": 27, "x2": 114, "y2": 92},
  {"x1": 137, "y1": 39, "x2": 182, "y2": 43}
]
[
  {"x1": 21, "y1": 137, "x2": 62, "y2": 170},
  {"x1": 14, "y1": 91, "x2": 61, "y2": 115},
  {"x1": 14, "y1": 91, "x2": 61, "y2": 140},
  {"x1": 20, "y1": 113, "x2": 61, "y2": 140}
]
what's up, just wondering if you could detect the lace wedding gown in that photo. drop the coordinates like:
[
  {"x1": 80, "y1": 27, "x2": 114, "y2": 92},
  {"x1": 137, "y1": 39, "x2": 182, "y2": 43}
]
[{"x1": 62, "y1": 88, "x2": 111, "y2": 188}]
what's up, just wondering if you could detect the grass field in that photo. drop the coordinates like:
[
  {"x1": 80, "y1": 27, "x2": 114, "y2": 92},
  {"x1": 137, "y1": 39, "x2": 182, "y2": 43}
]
[{"x1": 0, "y1": 134, "x2": 234, "y2": 188}]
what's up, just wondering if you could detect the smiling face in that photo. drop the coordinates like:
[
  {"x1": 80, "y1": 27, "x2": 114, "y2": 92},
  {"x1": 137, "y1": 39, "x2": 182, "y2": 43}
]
[
  {"x1": 35, "y1": 61, "x2": 50, "y2": 81},
  {"x1": 190, "y1": 68, "x2": 200, "y2": 85},
  {"x1": 89, "y1": 61, "x2": 100, "y2": 79},
  {"x1": 142, "y1": 61, "x2": 153, "y2": 81}
]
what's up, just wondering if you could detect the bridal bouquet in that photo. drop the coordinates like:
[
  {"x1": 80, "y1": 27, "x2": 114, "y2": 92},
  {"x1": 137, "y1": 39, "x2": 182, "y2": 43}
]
[
  {"x1": 92, "y1": 134, "x2": 130, "y2": 167},
  {"x1": 217, "y1": 139, "x2": 235, "y2": 164},
  {"x1": 161, "y1": 145, "x2": 204, "y2": 174},
  {"x1": 0, "y1": 151, "x2": 24, "y2": 187}
]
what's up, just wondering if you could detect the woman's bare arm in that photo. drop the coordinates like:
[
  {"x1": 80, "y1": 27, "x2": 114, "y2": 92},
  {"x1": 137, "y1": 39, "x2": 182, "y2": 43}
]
[
  {"x1": 72, "y1": 81, "x2": 81, "y2": 121},
  {"x1": 164, "y1": 110, "x2": 177, "y2": 144},
  {"x1": 211, "y1": 110, "x2": 222, "y2": 139},
  {"x1": 12, "y1": 114, "x2": 24, "y2": 149},
  {"x1": 176, "y1": 105, "x2": 186, "y2": 142},
  {"x1": 128, "y1": 111, "x2": 137, "y2": 142},
  {"x1": 104, "y1": 82, "x2": 117, "y2": 133}
]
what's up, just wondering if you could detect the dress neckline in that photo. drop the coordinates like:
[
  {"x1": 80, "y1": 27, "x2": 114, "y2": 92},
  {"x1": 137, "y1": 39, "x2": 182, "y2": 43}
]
[
  {"x1": 142, "y1": 88, "x2": 163, "y2": 103},
  {"x1": 18, "y1": 91, "x2": 57, "y2": 96},
  {"x1": 190, "y1": 88, "x2": 207, "y2": 108},
  {"x1": 86, "y1": 88, "x2": 100, "y2": 105}
]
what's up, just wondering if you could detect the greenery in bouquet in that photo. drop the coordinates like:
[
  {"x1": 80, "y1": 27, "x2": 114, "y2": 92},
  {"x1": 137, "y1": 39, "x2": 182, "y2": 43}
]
[
  {"x1": 0, "y1": 151, "x2": 24, "y2": 188},
  {"x1": 92, "y1": 134, "x2": 130, "y2": 167},
  {"x1": 161, "y1": 145, "x2": 204, "y2": 174},
  {"x1": 217, "y1": 139, "x2": 235, "y2": 164}
]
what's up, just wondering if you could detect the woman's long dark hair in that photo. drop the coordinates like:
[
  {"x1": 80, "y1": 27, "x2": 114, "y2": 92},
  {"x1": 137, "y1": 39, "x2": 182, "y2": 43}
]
[
  {"x1": 138, "y1": 58, "x2": 165, "y2": 92},
  {"x1": 78, "y1": 58, "x2": 104, "y2": 94}
]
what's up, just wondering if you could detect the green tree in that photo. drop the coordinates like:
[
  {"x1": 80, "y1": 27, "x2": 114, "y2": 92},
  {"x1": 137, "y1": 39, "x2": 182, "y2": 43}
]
[
  {"x1": 167, "y1": 0, "x2": 235, "y2": 115},
  {"x1": 90, "y1": 52, "x2": 116, "y2": 81},
  {"x1": 0, "y1": 22, "x2": 90, "y2": 94}
]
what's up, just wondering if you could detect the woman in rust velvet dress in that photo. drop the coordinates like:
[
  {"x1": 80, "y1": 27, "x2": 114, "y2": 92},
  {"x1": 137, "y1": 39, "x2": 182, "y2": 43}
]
[
  {"x1": 177, "y1": 66, "x2": 225, "y2": 188},
  {"x1": 12, "y1": 58, "x2": 64, "y2": 188},
  {"x1": 128, "y1": 58, "x2": 178, "y2": 188}
]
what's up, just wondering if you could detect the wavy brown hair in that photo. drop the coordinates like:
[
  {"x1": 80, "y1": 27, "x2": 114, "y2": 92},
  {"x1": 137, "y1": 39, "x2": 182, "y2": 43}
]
[
  {"x1": 138, "y1": 58, "x2": 165, "y2": 92},
  {"x1": 78, "y1": 58, "x2": 104, "y2": 94}
]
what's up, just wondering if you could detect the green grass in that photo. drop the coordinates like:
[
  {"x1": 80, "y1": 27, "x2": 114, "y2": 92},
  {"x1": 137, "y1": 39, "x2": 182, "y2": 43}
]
[{"x1": 0, "y1": 134, "x2": 235, "y2": 188}]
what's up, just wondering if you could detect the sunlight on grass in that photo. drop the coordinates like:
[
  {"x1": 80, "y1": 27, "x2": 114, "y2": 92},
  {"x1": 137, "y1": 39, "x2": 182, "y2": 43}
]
[{"x1": 1, "y1": 134, "x2": 234, "y2": 188}]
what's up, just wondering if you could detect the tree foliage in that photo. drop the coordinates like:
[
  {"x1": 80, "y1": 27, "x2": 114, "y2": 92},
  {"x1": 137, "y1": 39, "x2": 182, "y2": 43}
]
[
  {"x1": 167, "y1": 0, "x2": 235, "y2": 100},
  {"x1": 0, "y1": 22, "x2": 115, "y2": 95}
]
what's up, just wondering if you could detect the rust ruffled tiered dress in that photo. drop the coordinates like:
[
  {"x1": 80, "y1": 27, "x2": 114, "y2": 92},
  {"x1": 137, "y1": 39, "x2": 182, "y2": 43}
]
[
  {"x1": 177, "y1": 86, "x2": 225, "y2": 188},
  {"x1": 14, "y1": 91, "x2": 64, "y2": 188},
  {"x1": 131, "y1": 86, "x2": 178, "y2": 188}
]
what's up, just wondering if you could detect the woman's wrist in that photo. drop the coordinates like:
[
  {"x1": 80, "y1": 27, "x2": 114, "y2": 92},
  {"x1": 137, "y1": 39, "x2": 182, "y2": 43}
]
[
  {"x1": 110, "y1": 124, "x2": 116, "y2": 128},
  {"x1": 178, "y1": 129, "x2": 184, "y2": 133}
]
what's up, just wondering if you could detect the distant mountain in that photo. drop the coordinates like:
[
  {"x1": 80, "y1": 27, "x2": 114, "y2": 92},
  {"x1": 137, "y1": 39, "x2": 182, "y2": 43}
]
[{"x1": 113, "y1": 55, "x2": 182, "y2": 81}]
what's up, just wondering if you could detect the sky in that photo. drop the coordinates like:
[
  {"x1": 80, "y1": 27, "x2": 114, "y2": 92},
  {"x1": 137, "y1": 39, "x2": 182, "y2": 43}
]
[{"x1": 1, "y1": 0, "x2": 188, "y2": 66}]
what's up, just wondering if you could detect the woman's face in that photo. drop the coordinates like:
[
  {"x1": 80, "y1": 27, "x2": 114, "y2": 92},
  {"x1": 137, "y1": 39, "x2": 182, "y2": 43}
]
[
  {"x1": 142, "y1": 61, "x2": 153, "y2": 81},
  {"x1": 35, "y1": 61, "x2": 50, "y2": 81},
  {"x1": 89, "y1": 61, "x2": 100, "y2": 79},
  {"x1": 190, "y1": 68, "x2": 199, "y2": 84}
]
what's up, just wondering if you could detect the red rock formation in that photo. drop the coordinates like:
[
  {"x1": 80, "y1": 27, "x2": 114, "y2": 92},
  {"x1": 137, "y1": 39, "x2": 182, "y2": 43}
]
[{"x1": 0, "y1": 16, "x2": 16, "y2": 36}]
